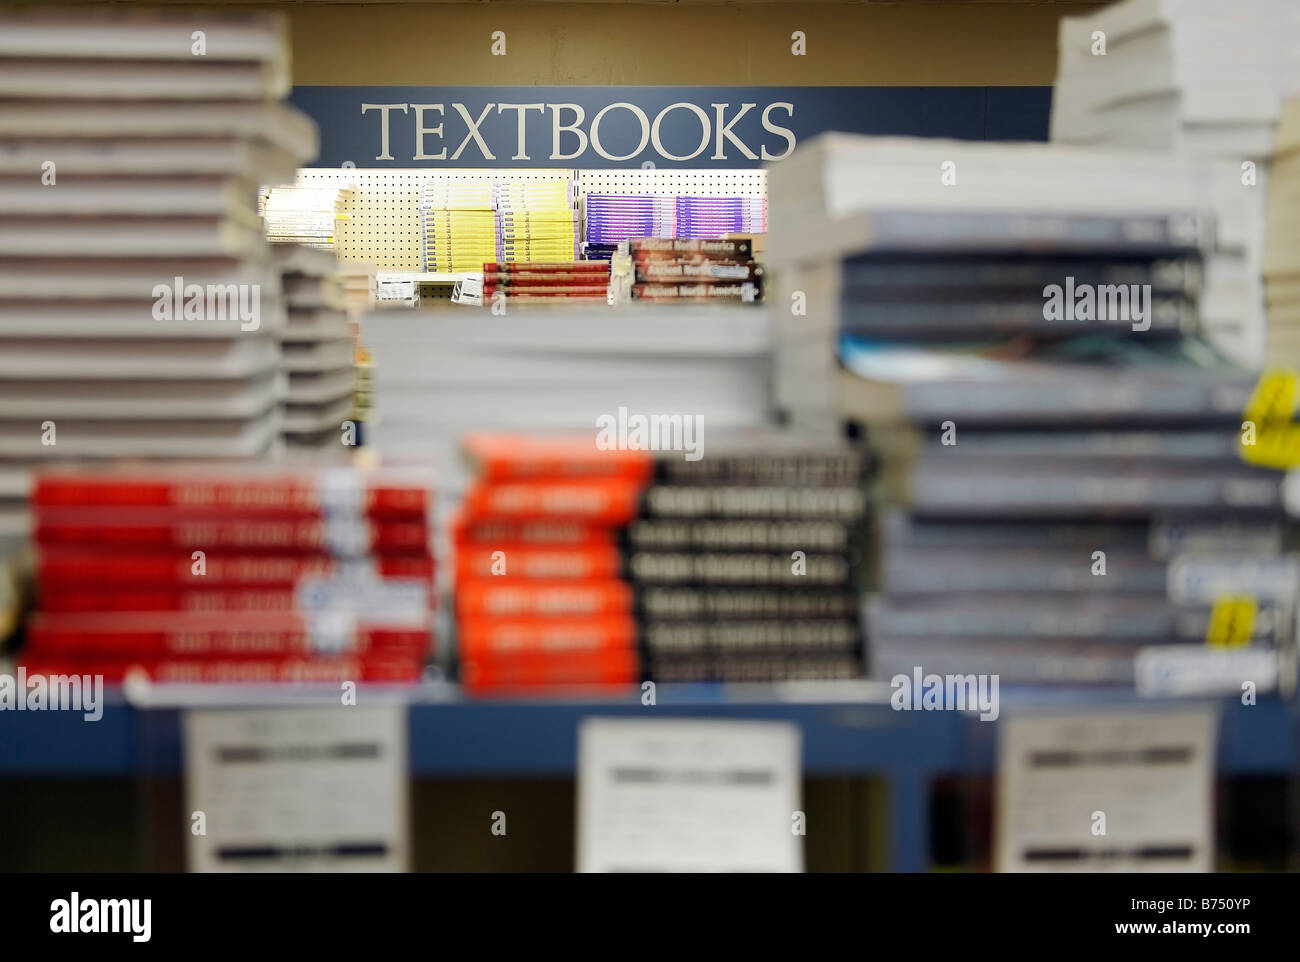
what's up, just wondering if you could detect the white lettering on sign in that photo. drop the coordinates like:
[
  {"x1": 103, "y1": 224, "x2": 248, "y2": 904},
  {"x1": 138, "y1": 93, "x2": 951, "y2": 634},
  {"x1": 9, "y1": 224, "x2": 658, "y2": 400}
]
[{"x1": 358, "y1": 100, "x2": 798, "y2": 163}]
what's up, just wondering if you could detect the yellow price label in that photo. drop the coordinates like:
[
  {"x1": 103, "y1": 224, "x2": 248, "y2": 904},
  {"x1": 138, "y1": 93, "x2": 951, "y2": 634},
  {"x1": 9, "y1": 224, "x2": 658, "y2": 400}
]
[
  {"x1": 1243, "y1": 369, "x2": 1298, "y2": 425},
  {"x1": 1239, "y1": 421, "x2": 1300, "y2": 469},
  {"x1": 1205, "y1": 596, "x2": 1257, "y2": 648}
]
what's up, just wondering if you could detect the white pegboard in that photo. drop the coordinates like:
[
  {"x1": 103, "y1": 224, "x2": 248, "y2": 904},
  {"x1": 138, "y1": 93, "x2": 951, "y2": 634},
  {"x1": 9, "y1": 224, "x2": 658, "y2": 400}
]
[
  {"x1": 295, "y1": 168, "x2": 767, "y2": 271},
  {"x1": 575, "y1": 168, "x2": 767, "y2": 197}
]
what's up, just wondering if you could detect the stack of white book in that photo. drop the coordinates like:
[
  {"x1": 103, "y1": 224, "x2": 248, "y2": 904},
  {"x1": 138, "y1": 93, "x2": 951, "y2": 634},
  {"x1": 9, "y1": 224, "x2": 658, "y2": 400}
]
[
  {"x1": 261, "y1": 184, "x2": 353, "y2": 250},
  {"x1": 365, "y1": 306, "x2": 773, "y2": 511},
  {"x1": 339, "y1": 260, "x2": 378, "y2": 317},
  {"x1": 0, "y1": 9, "x2": 318, "y2": 537},
  {"x1": 1050, "y1": 0, "x2": 1300, "y2": 367},
  {"x1": 271, "y1": 245, "x2": 356, "y2": 449},
  {"x1": 1263, "y1": 99, "x2": 1300, "y2": 368},
  {"x1": 766, "y1": 133, "x2": 1232, "y2": 429}
]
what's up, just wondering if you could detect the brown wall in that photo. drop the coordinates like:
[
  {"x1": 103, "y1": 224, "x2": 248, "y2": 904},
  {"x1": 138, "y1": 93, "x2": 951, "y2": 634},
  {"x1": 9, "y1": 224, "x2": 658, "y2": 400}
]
[{"x1": 274, "y1": 3, "x2": 1090, "y2": 86}]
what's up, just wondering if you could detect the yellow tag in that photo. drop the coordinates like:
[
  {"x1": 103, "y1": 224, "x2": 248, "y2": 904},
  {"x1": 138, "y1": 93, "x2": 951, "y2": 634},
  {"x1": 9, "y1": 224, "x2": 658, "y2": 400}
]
[
  {"x1": 1243, "y1": 369, "x2": 1298, "y2": 425},
  {"x1": 1205, "y1": 597, "x2": 1257, "y2": 648},
  {"x1": 1240, "y1": 422, "x2": 1300, "y2": 469}
]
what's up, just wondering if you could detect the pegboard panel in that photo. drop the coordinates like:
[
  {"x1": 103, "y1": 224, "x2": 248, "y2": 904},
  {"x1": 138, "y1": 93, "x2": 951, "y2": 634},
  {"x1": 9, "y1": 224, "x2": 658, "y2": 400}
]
[
  {"x1": 296, "y1": 168, "x2": 577, "y2": 271},
  {"x1": 576, "y1": 169, "x2": 767, "y2": 197},
  {"x1": 294, "y1": 168, "x2": 767, "y2": 270}
]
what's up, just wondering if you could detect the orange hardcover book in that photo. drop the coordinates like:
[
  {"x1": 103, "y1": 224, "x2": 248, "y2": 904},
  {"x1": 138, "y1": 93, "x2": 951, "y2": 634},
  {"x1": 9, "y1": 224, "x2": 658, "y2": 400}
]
[
  {"x1": 456, "y1": 579, "x2": 633, "y2": 618},
  {"x1": 462, "y1": 434, "x2": 652, "y2": 482},
  {"x1": 452, "y1": 514, "x2": 616, "y2": 548},
  {"x1": 455, "y1": 544, "x2": 622, "y2": 581},
  {"x1": 459, "y1": 477, "x2": 644, "y2": 524},
  {"x1": 460, "y1": 648, "x2": 638, "y2": 693},
  {"x1": 458, "y1": 614, "x2": 636, "y2": 659}
]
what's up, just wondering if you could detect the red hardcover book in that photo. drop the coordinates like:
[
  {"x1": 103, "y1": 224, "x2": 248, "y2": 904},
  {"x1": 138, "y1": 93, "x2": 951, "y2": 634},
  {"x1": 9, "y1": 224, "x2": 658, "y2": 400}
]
[
  {"x1": 18, "y1": 654, "x2": 425, "y2": 684},
  {"x1": 33, "y1": 515, "x2": 430, "y2": 555},
  {"x1": 32, "y1": 472, "x2": 430, "y2": 519},
  {"x1": 462, "y1": 434, "x2": 652, "y2": 482},
  {"x1": 37, "y1": 550, "x2": 435, "y2": 588},
  {"x1": 456, "y1": 579, "x2": 633, "y2": 619},
  {"x1": 27, "y1": 612, "x2": 431, "y2": 658}
]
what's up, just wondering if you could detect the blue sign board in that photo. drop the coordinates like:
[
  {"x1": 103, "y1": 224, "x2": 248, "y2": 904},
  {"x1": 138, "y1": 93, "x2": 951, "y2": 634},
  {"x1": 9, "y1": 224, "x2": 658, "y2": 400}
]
[{"x1": 289, "y1": 86, "x2": 1052, "y2": 168}]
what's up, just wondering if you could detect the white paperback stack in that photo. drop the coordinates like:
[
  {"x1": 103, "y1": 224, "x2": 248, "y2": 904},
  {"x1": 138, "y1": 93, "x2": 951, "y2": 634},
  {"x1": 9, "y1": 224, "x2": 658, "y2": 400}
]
[
  {"x1": 272, "y1": 244, "x2": 356, "y2": 449},
  {"x1": 261, "y1": 184, "x2": 353, "y2": 251},
  {"x1": 365, "y1": 306, "x2": 773, "y2": 511},
  {"x1": 1051, "y1": 0, "x2": 1300, "y2": 366},
  {"x1": 1263, "y1": 99, "x2": 1300, "y2": 369},
  {"x1": 765, "y1": 133, "x2": 1229, "y2": 432},
  {"x1": 0, "y1": 9, "x2": 317, "y2": 538}
]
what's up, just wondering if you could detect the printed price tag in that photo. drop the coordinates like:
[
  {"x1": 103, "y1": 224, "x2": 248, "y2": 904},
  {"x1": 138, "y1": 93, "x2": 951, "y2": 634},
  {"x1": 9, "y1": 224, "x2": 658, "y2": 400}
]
[{"x1": 1204, "y1": 596, "x2": 1257, "y2": 648}]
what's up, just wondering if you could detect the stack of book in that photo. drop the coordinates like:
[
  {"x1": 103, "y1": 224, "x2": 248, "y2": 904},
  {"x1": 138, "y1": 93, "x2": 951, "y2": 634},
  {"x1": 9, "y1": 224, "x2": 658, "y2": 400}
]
[
  {"x1": 495, "y1": 180, "x2": 578, "y2": 264},
  {"x1": 453, "y1": 436, "x2": 645, "y2": 693},
  {"x1": 364, "y1": 305, "x2": 772, "y2": 510},
  {"x1": 767, "y1": 134, "x2": 1297, "y2": 686},
  {"x1": 481, "y1": 261, "x2": 609, "y2": 304},
  {"x1": 1264, "y1": 98, "x2": 1300, "y2": 368},
  {"x1": 1051, "y1": 0, "x2": 1300, "y2": 159},
  {"x1": 20, "y1": 466, "x2": 435, "y2": 684},
  {"x1": 420, "y1": 181, "x2": 497, "y2": 273},
  {"x1": 622, "y1": 237, "x2": 763, "y2": 305},
  {"x1": 0, "y1": 9, "x2": 318, "y2": 536},
  {"x1": 633, "y1": 438, "x2": 868, "y2": 683},
  {"x1": 583, "y1": 194, "x2": 677, "y2": 260},
  {"x1": 1050, "y1": 0, "x2": 1300, "y2": 366},
  {"x1": 675, "y1": 196, "x2": 767, "y2": 238},
  {"x1": 338, "y1": 260, "x2": 377, "y2": 317},
  {"x1": 260, "y1": 184, "x2": 352, "y2": 251},
  {"x1": 272, "y1": 244, "x2": 356, "y2": 449},
  {"x1": 767, "y1": 134, "x2": 1241, "y2": 427}
]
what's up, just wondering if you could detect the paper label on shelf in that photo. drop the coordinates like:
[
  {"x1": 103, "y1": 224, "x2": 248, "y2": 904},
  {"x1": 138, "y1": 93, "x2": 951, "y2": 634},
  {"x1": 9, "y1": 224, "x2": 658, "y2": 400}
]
[
  {"x1": 184, "y1": 705, "x2": 409, "y2": 873},
  {"x1": 1135, "y1": 645, "x2": 1279, "y2": 698},
  {"x1": 1167, "y1": 554, "x2": 1300, "y2": 604},
  {"x1": 995, "y1": 710, "x2": 1215, "y2": 872},
  {"x1": 577, "y1": 718, "x2": 802, "y2": 873}
]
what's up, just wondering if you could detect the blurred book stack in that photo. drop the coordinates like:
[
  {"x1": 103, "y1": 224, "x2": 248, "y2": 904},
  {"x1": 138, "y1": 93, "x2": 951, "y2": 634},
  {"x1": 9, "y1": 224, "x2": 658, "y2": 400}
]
[
  {"x1": 260, "y1": 184, "x2": 351, "y2": 251},
  {"x1": 420, "y1": 181, "x2": 497, "y2": 273},
  {"x1": 453, "y1": 436, "x2": 644, "y2": 694},
  {"x1": 766, "y1": 133, "x2": 1298, "y2": 687},
  {"x1": 1264, "y1": 99, "x2": 1300, "y2": 367},
  {"x1": 620, "y1": 237, "x2": 763, "y2": 305},
  {"x1": 495, "y1": 180, "x2": 578, "y2": 264},
  {"x1": 633, "y1": 437, "x2": 867, "y2": 683},
  {"x1": 364, "y1": 305, "x2": 772, "y2": 510},
  {"x1": 338, "y1": 260, "x2": 377, "y2": 317},
  {"x1": 767, "y1": 134, "x2": 1243, "y2": 427},
  {"x1": 20, "y1": 466, "x2": 435, "y2": 684},
  {"x1": 0, "y1": 9, "x2": 319, "y2": 538},
  {"x1": 481, "y1": 261, "x2": 609, "y2": 304},
  {"x1": 272, "y1": 244, "x2": 356, "y2": 449},
  {"x1": 1050, "y1": 0, "x2": 1300, "y2": 367}
]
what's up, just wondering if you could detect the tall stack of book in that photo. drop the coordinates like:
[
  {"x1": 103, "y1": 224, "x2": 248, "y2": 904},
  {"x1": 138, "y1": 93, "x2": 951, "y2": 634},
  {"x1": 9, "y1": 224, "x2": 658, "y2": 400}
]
[
  {"x1": 620, "y1": 237, "x2": 763, "y2": 305},
  {"x1": 453, "y1": 436, "x2": 644, "y2": 694},
  {"x1": 0, "y1": 10, "x2": 319, "y2": 536},
  {"x1": 583, "y1": 193, "x2": 677, "y2": 260},
  {"x1": 260, "y1": 184, "x2": 352, "y2": 251},
  {"x1": 20, "y1": 466, "x2": 435, "y2": 684},
  {"x1": 767, "y1": 133, "x2": 1297, "y2": 687},
  {"x1": 420, "y1": 181, "x2": 497, "y2": 273},
  {"x1": 481, "y1": 261, "x2": 609, "y2": 304},
  {"x1": 632, "y1": 438, "x2": 868, "y2": 684},
  {"x1": 767, "y1": 134, "x2": 1240, "y2": 431},
  {"x1": 1264, "y1": 98, "x2": 1300, "y2": 368},
  {"x1": 364, "y1": 305, "x2": 772, "y2": 511},
  {"x1": 272, "y1": 244, "x2": 355, "y2": 449},
  {"x1": 495, "y1": 180, "x2": 578, "y2": 264},
  {"x1": 675, "y1": 196, "x2": 767, "y2": 238},
  {"x1": 1050, "y1": 0, "x2": 1300, "y2": 366}
]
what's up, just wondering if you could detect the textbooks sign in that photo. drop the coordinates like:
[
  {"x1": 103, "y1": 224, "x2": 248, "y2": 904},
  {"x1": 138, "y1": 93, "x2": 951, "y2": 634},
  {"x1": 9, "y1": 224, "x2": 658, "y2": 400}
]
[{"x1": 290, "y1": 86, "x2": 1051, "y2": 169}]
